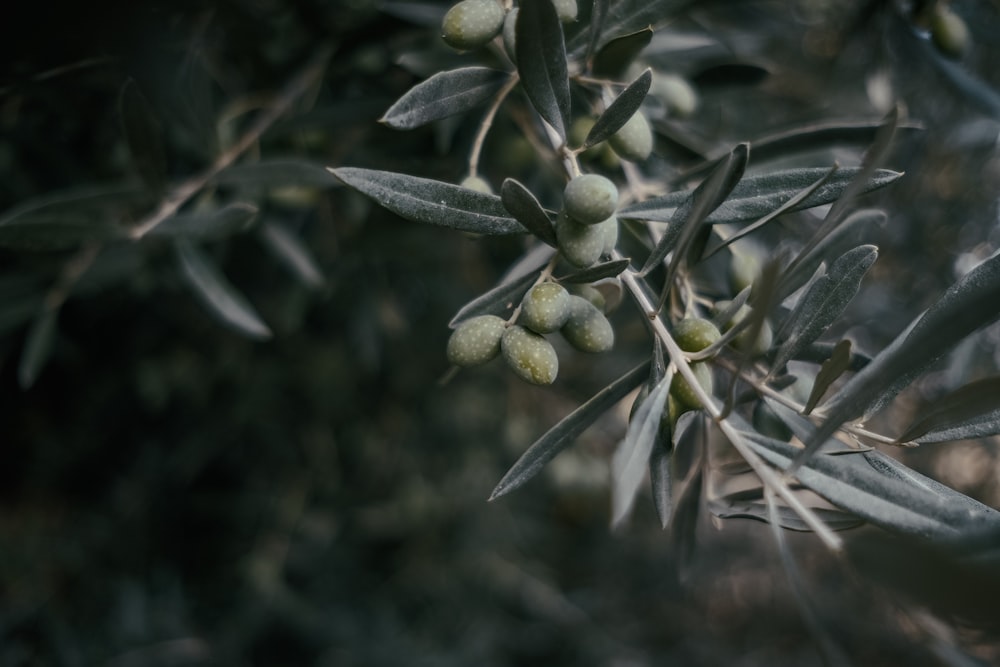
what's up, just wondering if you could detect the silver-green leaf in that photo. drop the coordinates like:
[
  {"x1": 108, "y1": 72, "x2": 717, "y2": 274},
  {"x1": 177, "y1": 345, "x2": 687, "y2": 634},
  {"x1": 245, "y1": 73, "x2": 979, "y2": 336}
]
[{"x1": 380, "y1": 67, "x2": 511, "y2": 130}]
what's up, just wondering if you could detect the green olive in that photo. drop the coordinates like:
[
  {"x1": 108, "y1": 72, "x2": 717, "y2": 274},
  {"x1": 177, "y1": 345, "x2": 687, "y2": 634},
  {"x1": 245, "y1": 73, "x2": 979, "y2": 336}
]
[
  {"x1": 715, "y1": 301, "x2": 773, "y2": 357},
  {"x1": 561, "y1": 295, "x2": 614, "y2": 353},
  {"x1": 669, "y1": 362, "x2": 713, "y2": 412},
  {"x1": 519, "y1": 282, "x2": 572, "y2": 334},
  {"x1": 441, "y1": 0, "x2": 505, "y2": 51},
  {"x1": 552, "y1": 0, "x2": 578, "y2": 22},
  {"x1": 608, "y1": 110, "x2": 653, "y2": 162},
  {"x1": 556, "y1": 210, "x2": 606, "y2": 268},
  {"x1": 930, "y1": 5, "x2": 970, "y2": 58},
  {"x1": 563, "y1": 174, "x2": 619, "y2": 225},
  {"x1": 501, "y1": 325, "x2": 559, "y2": 385},
  {"x1": 460, "y1": 174, "x2": 493, "y2": 194},
  {"x1": 673, "y1": 317, "x2": 722, "y2": 353},
  {"x1": 447, "y1": 315, "x2": 506, "y2": 367}
]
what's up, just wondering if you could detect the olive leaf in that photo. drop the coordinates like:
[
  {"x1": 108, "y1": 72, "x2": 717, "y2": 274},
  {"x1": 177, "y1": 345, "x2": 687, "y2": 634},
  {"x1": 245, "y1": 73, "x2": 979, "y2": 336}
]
[
  {"x1": 0, "y1": 185, "x2": 141, "y2": 250},
  {"x1": 212, "y1": 159, "x2": 340, "y2": 189},
  {"x1": 257, "y1": 221, "x2": 326, "y2": 289},
  {"x1": 771, "y1": 245, "x2": 878, "y2": 373},
  {"x1": 448, "y1": 270, "x2": 540, "y2": 329},
  {"x1": 796, "y1": 252, "x2": 1000, "y2": 471},
  {"x1": 380, "y1": 67, "x2": 511, "y2": 130},
  {"x1": 500, "y1": 178, "x2": 558, "y2": 247},
  {"x1": 649, "y1": 434, "x2": 673, "y2": 529},
  {"x1": 611, "y1": 368, "x2": 674, "y2": 528},
  {"x1": 175, "y1": 240, "x2": 273, "y2": 340},
  {"x1": 515, "y1": 0, "x2": 570, "y2": 140},
  {"x1": 568, "y1": 0, "x2": 689, "y2": 54},
  {"x1": 489, "y1": 361, "x2": 649, "y2": 501},
  {"x1": 330, "y1": 167, "x2": 525, "y2": 235},
  {"x1": 118, "y1": 79, "x2": 167, "y2": 196},
  {"x1": 621, "y1": 168, "x2": 902, "y2": 225},
  {"x1": 591, "y1": 28, "x2": 653, "y2": 78},
  {"x1": 584, "y1": 0, "x2": 610, "y2": 66},
  {"x1": 707, "y1": 492, "x2": 864, "y2": 531},
  {"x1": 894, "y1": 377, "x2": 1000, "y2": 445},
  {"x1": 804, "y1": 339, "x2": 853, "y2": 415},
  {"x1": 584, "y1": 68, "x2": 652, "y2": 148},
  {"x1": 148, "y1": 203, "x2": 259, "y2": 240},
  {"x1": 18, "y1": 306, "x2": 59, "y2": 389},
  {"x1": 557, "y1": 258, "x2": 630, "y2": 283}
]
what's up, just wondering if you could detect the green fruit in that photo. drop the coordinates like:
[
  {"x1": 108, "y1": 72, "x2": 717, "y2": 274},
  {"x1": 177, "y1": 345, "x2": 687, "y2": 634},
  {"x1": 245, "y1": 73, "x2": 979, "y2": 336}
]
[
  {"x1": 502, "y1": 7, "x2": 518, "y2": 60},
  {"x1": 561, "y1": 295, "x2": 614, "y2": 353},
  {"x1": 563, "y1": 174, "x2": 619, "y2": 225},
  {"x1": 553, "y1": 0, "x2": 578, "y2": 22},
  {"x1": 460, "y1": 174, "x2": 493, "y2": 194},
  {"x1": 501, "y1": 325, "x2": 559, "y2": 385},
  {"x1": 599, "y1": 215, "x2": 619, "y2": 255},
  {"x1": 442, "y1": 0, "x2": 505, "y2": 51},
  {"x1": 673, "y1": 317, "x2": 722, "y2": 353},
  {"x1": 669, "y1": 362, "x2": 713, "y2": 412},
  {"x1": 652, "y1": 73, "x2": 698, "y2": 118},
  {"x1": 572, "y1": 284, "x2": 606, "y2": 312},
  {"x1": 609, "y1": 110, "x2": 653, "y2": 162},
  {"x1": 728, "y1": 247, "x2": 761, "y2": 295},
  {"x1": 931, "y1": 5, "x2": 970, "y2": 58},
  {"x1": 716, "y1": 301, "x2": 774, "y2": 357},
  {"x1": 556, "y1": 210, "x2": 606, "y2": 268},
  {"x1": 520, "y1": 282, "x2": 572, "y2": 334},
  {"x1": 447, "y1": 315, "x2": 505, "y2": 367}
]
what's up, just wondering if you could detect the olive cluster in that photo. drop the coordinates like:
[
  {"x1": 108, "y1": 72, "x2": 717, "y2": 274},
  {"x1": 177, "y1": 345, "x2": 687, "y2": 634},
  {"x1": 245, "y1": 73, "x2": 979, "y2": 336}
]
[
  {"x1": 442, "y1": 0, "x2": 578, "y2": 53},
  {"x1": 557, "y1": 174, "x2": 620, "y2": 268},
  {"x1": 446, "y1": 281, "x2": 614, "y2": 385}
]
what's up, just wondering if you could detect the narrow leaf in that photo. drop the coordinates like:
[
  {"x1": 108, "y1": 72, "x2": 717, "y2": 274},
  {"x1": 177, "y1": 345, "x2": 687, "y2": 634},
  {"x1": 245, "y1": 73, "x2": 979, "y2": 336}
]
[
  {"x1": 149, "y1": 203, "x2": 259, "y2": 240},
  {"x1": 584, "y1": 68, "x2": 652, "y2": 148},
  {"x1": 707, "y1": 494, "x2": 864, "y2": 531},
  {"x1": 569, "y1": 0, "x2": 689, "y2": 53},
  {"x1": 585, "y1": 0, "x2": 610, "y2": 66},
  {"x1": 516, "y1": 0, "x2": 571, "y2": 140},
  {"x1": 621, "y1": 168, "x2": 902, "y2": 224},
  {"x1": 793, "y1": 340, "x2": 870, "y2": 372},
  {"x1": 500, "y1": 178, "x2": 558, "y2": 247},
  {"x1": 380, "y1": 67, "x2": 511, "y2": 129},
  {"x1": 448, "y1": 270, "x2": 540, "y2": 329},
  {"x1": 591, "y1": 28, "x2": 654, "y2": 78},
  {"x1": 490, "y1": 361, "x2": 649, "y2": 501},
  {"x1": 895, "y1": 377, "x2": 1000, "y2": 445},
  {"x1": 257, "y1": 221, "x2": 326, "y2": 289},
  {"x1": 213, "y1": 159, "x2": 340, "y2": 188},
  {"x1": 611, "y1": 370, "x2": 674, "y2": 528},
  {"x1": 798, "y1": 252, "x2": 1000, "y2": 471},
  {"x1": 804, "y1": 339, "x2": 853, "y2": 414},
  {"x1": 669, "y1": 415, "x2": 707, "y2": 574},
  {"x1": 175, "y1": 240, "x2": 272, "y2": 340},
  {"x1": 557, "y1": 258, "x2": 629, "y2": 283},
  {"x1": 649, "y1": 416, "x2": 673, "y2": 528},
  {"x1": 330, "y1": 167, "x2": 525, "y2": 235},
  {"x1": 771, "y1": 245, "x2": 877, "y2": 372},
  {"x1": 119, "y1": 79, "x2": 167, "y2": 196},
  {"x1": 18, "y1": 307, "x2": 58, "y2": 389}
]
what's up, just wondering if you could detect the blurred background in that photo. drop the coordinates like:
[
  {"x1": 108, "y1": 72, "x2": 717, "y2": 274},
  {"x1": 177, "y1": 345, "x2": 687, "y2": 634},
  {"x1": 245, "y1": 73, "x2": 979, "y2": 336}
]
[{"x1": 1, "y1": 1, "x2": 999, "y2": 665}]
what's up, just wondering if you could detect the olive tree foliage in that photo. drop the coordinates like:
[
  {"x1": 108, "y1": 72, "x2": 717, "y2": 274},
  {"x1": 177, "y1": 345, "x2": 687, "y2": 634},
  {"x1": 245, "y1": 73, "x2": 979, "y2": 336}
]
[{"x1": 2, "y1": 0, "x2": 999, "y2": 576}]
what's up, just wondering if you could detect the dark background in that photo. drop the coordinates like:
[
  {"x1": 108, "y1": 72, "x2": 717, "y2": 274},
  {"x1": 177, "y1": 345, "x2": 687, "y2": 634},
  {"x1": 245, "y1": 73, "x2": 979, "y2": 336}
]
[{"x1": 2, "y1": 1, "x2": 1000, "y2": 665}]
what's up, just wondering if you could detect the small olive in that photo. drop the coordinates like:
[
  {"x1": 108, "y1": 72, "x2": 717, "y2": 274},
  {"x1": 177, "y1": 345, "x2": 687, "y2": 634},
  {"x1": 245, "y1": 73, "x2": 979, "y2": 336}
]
[
  {"x1": 501, "y1": 325, "x2": 559, "y2": 385},
  {"x1": 519, "y1": 282, "x2": 572, "y2": 334},
  {"x1": 447, "y1": 315, "x2": 506, "y2": 367},
  {"x1": 563, "y1": 174, "x2": 619, "y2": 225},
  {"x1": 442, "y1": 0, "x2": 505, "y2": 51}
]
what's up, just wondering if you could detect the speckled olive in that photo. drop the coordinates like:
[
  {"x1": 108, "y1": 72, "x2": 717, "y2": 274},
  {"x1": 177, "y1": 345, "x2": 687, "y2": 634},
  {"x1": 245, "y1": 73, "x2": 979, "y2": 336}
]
[
  {"x1": 441, "y1": 0, "x2": 505, "y2": 51},
  {"x1": 561, "y1": 296, "x2": 614, "y2": 353},
  {"x1": 519, "y1": 282, "x2": 572, "y2": 334},
  {"x1": 563, "y1": 174, "x2": 619, "y2": 225},
  {"x1": 447, "y1": 315, "x2": 505, "y2": 367},
  {"x1": 501, "y1": 325, "x2": 559, "y2": 385}
]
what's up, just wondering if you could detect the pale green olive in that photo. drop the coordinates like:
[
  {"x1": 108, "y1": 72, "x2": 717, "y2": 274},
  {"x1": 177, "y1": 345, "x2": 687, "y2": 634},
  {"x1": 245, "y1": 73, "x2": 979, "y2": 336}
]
[
  {"x1": 501, "y1": 325, "x2": 559, "y2": 385},
  {"x1": 447, "y1": 315, "x2": 505, "y2": 367},
  {"x1": 442, "y1": 0, "x2": 505, "y2": 51}
]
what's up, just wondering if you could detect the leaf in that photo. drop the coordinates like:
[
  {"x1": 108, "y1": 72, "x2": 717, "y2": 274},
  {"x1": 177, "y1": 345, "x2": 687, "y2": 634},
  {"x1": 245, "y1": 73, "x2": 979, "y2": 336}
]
[
  {"x1": 895, "y1": 377, "x2": 1000, "y2": 445},
  {"x1": 771, "y1": 245, "x2": 877, "y2": 372},
  {"x1": 500, "y1": 179, "x2": 558, "y2": 247},
  {"x1": 611, "y1": 370, "x2": 674, "y2": 528},
  {"x1": 515, "y1": 0, "x2": 571, "y2": 140},
  {"x1": 18, "y1": 307, "x2": 58, "y2": 389},
  {"x1": 649, "y1": 435, "x2": 673, "y2": 529},
  {"x1": 669, "y1": 414, "x2": 706, "y2": 574},
  {"x1": 448, "y1": 270, "x2": 540, "y2": 329},
  {"x1": 584, "y1": 68, "x2": 652, "y2": 148},
  {"x1": 707, "y1": 494, "x2": 864, "y2": 531},
  {"x1": 330, "y1": 167, "x2": 525, "y2": 235},
  {"x1": 257, "y1": 221, "x2": 326, "y2": 289},
  {"x1": 798, "y1": 252, "x2": 1000, "y2": 471},
  {"x1": 118, "y1": 79, "x2": 167, "y2": 196},
  {"x1": 584, "y1": 0, "x2": 610, "y2": 66},
  {"x1": 148, "y1": 203, "x2": 259, "y2": 240},
  {"x1": 175, "y1": 240, "x2": 272, "y2": 340},
  {"x1": 569, "y1": 0, "x2": 691, "y2": 54},
  {"x1": 378, "y1": 1, "x2": 447, "y2": 27},
  {"x1": 591, "y1": 28, "x2": 653, "y2": 78},
  {"x1": 380, "y1": 67, "x2": 511, "y2": 129},
  {"x1": 793, "y1": 341, "x2": 870, "y2": 372},
  {"x1": 804, "y1": 339, "x2": 853, "y2": 415},
  {"x1": 212, "y1": 159, "x2": 340, "y2": 189},
  {"x1": 557, "y1": 258, "x2": 629, "y2": 283},
  {"x1": 621, "y1": 168, "x2": 902, "y2": 224},
  {"x1": 489, "y1": 361, "x2": 649, "y2": 501},
  {"x1": 0, "y1": 185, "x2": 140, "y2": 250}
]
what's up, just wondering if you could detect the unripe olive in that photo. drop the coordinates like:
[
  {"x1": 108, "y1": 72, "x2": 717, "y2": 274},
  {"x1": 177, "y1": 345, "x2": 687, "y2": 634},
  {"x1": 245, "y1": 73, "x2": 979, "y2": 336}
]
[
  {"x1": 608, "y1": 110, "x2": 653, "y2": 162},
  {"x1": 716, "y1": 301, "x2": 773, "y2": 357},
  {"x1": 501, "y1": 325, "x2": 559, "y2": 385},
  {"x1": 556, "y1": 210, "x2": 606, "y2": 268},
  {"x1": 563, "y1": 174, "x2": 619, "y2": 225},
  {"x1": 561, "y1": 295, "x2": 614, "y2": 353},
  {"x1": 552, "y1": 0, "x2": 578, "y2": 22},
  {"x1": 930, "y1": 5, "x2": 970, "y2": 58},
  {"x1": 673, "y1": 317, "x2": 722, "y2": 353},
  {"x1": 447, "y1": 315, "x2": 505, "y2": 367},
  {"x1": 520, "y1": 282, "x2": 572, "y2": 334},
  {"x1": 441, "y1": 0, "x2": 505, "y2": 51},
  {"x1": 460, "y1": 174, "x2": 493, "y2": 194},
  {"x1": 599, "y1": 215, "x2": 619, "y2": 256},
  {"x1": 502, "y1": 8, "x2": 518, "y2": 60},
  {"x1": 572, "y1": 284, "x2": 606, "y2": 312},
  {"x1": 652, "y1": 73, "x2": 698, "y2": 118},
  {"x1": 669, "y1": 362, "x2": 713, "y2": 412}
]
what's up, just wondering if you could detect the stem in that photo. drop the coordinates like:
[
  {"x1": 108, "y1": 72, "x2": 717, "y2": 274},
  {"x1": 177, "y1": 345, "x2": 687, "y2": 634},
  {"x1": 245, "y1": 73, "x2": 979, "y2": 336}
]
[
  {"x1": 129, "y1": 44, "x2": 334, "y2": 240},
  {"x1": 469, "y1": 74, "x2": 520, "y2": 177}
]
